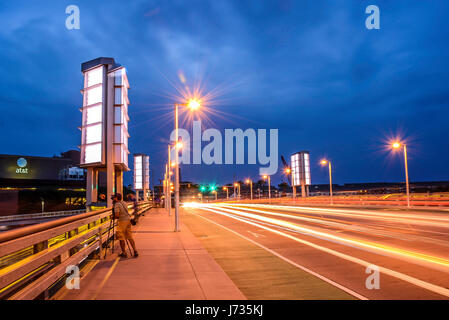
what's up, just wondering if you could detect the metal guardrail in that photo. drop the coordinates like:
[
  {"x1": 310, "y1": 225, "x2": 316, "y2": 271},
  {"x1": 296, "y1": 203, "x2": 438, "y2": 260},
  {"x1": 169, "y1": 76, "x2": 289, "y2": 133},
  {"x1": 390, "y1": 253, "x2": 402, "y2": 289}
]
[
  {"x1": 0, "y1": 201, "x2": 152, "y2": 300},
  {"x1": 0, "y1": 210, "x2": 86, "y2": 223}
]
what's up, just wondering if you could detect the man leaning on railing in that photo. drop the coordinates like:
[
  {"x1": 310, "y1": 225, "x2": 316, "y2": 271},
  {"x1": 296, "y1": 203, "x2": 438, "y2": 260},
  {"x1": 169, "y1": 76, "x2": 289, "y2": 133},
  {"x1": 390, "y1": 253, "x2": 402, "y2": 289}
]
[{"x1": 112, "y1": 193, "x2": 139, "y2": 258}]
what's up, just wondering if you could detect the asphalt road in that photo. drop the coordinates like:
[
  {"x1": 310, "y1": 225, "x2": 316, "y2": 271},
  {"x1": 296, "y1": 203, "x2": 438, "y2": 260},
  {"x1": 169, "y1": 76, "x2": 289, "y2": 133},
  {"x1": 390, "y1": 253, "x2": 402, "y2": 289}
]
[{"x1": 184, "y1": 202, "x2": 449, "y2": 299}]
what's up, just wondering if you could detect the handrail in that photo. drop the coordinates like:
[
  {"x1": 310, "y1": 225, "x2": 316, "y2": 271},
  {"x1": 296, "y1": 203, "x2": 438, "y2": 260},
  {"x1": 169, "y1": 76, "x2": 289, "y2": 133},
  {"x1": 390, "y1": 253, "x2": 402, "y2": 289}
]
[
  {"x1": 0, "y1": 201, "x2": 152, "y2": 300},
  {"x1": 0, "y1": 210, "x2": 86, "y2": 222}
]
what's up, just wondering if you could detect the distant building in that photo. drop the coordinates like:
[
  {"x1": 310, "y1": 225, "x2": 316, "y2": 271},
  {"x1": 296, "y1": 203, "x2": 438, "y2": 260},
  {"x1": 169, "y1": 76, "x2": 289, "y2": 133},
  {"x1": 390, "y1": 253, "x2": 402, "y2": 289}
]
[{"x1": 0, "y1": 150, "x2": 86, "y2": 215}]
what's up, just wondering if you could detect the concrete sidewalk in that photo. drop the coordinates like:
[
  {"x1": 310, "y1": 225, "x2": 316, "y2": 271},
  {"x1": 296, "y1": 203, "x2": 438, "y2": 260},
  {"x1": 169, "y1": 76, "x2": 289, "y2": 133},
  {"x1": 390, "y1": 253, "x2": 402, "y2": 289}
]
[{"x1": 57, "y1": 208, "x2": 245, "y2": 300}]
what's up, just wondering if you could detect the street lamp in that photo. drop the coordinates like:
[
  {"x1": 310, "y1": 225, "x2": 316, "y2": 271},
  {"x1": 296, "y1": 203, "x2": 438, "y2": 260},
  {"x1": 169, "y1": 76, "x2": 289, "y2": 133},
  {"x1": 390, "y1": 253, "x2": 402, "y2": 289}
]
[
  {"x1": 167, "y1": 145, "x2": 173, "y2": 216},
  {"x1": 173, "y1": 99, "x2": 201, "y2": 232},
  {"x1": 262, "y1": 175, "x2": 271, "y2": 201},
  {"x1": 223, "y1": 186, "x2": 229, "y2": 199},
  {"x1": 320, "y1": 159, "x2": 333, "y2": 205},
  {"x1": 245, "y1": 179, "x2": 253, "y2": 200},
  {"x1": 234, "y1": 182, "x2": 240, "y2": 199},
  {"x1": 284, "y1": 167, "x2": 295, "y2": 199},
  {"x1": 392, "y1": 142, "x2": 411, "y2": 208},
  {"x1": 212, "y1": 190, "x2": 217, "y2": 201}
]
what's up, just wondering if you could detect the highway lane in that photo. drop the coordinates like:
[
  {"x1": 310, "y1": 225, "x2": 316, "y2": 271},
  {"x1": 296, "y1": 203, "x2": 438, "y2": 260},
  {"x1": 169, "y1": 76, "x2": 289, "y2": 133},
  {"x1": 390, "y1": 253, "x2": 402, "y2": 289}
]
[{"x1": 183, "y1": 202, "x2": 449, "y2": 299}]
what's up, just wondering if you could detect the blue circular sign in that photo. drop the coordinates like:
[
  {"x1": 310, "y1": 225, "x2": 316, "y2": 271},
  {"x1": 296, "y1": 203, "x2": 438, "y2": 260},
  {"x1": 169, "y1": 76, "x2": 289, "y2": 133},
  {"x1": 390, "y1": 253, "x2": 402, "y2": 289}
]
[{"x1": 17, "y1": 158, "x2": 27, "y2": 168}]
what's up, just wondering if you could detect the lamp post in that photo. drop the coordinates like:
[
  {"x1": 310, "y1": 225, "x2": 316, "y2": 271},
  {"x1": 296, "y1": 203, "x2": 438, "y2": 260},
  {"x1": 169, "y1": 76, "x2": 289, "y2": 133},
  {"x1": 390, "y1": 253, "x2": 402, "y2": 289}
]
[
  {"x1": 164, "y1": 167, "x2": 167, "y2": 210},
  {"x1": 173, "y1": 99, "x2": 201, "y2": 232},
  {"x1": 223, "y1": 186, "x2": 229, "y2": 200},
  {"x1": 212, "y1": 190, "x2": 217, "y2": 201},
  {"x1": 392, "y1": 142, "x2": 411, "y2": 208},
  {"x1": 167, "y1": 145, "x2": 172, "y2": 216},
  {"x1": 234, "y1": 182, "x2": 240, "y2": 199},
  {"x1": 245, "y1": 179, "x2": 253, "y2": 200},
  {"x1": 285, "y1": 167, "x2": 296, "y2": 200},
  {"x1": 320, "y1": 159, "x2": 333, "y2": 205},
  {"x1": 262, "y1": 175, "x2": 271, "y2": 202}
]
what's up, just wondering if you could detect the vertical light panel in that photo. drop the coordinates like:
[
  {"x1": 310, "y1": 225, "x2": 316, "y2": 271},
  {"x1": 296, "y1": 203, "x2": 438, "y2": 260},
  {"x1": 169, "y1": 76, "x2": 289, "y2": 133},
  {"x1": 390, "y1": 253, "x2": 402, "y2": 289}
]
[
  {"x1": 134, "y1": 155, "x2": 143, "y2": 190},
  {"x1": 304, "y1": 152, "x2": 311, "y2": 185},
  {"x1": 112, "y1": 67, "x2": 130, "y2": 168},
  {"x1": 81, "y1": 65, "x2": 104, "y2": 165},
  {"x1": 291, "y1": 152, "x2": 311, "y2": 186},
  {"x1": 144, "y1": 156, "x2": 150, "y2": 189}
]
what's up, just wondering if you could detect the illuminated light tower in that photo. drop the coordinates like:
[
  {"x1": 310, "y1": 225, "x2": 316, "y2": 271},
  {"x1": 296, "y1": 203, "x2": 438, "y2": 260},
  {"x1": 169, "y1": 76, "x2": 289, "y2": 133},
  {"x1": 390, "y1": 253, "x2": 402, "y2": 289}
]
[
  {"x1": 291, "y1": 151, "x2": 311, "y2": 198},
  {"x1": 133, "y1": 154, "x2": 149, "y2": 201},
  {"x1": 320, "y1": 159, "x2": 333, "y2": 205},
  {"x1": 80, "y1": 57, "x2": 130, "y2": 208},
  {"x1": 392, "y1": 142, "x2": 411, "y2": 208}
]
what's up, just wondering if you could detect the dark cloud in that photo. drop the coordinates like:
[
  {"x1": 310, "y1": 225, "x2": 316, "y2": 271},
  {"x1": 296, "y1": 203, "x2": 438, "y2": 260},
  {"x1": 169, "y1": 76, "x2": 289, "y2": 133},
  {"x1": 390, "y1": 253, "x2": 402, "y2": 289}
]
[{"x1": 0, "y1": 0, "x2": 448, "y2": 186}]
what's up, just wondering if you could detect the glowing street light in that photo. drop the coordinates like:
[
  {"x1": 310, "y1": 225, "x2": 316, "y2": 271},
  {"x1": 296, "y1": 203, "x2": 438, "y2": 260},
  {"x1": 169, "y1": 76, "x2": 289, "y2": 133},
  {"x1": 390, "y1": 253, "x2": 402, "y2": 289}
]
[
  {"x1": 212, "y1": 190, "x2": 217, "y2": 201},
  {"x1": 166, "y1": 145, "x2": 173, "y2": 216},
  {"x1": 188, "y1": 99, "x2": 201, "y2": 110},
  {"x1": 223, "y1": 186, "x2": 229, "y2": 199},
  {"x1": 173, "y1": 99, "x2": 202, "y2": 232},
  {"x1": 391, "y1": 141, "x2": 411, "y2": 208},
  {"x1": 262, "y1": 174, "x2": 271, "y2": 201},
  {"x1": 245, "y1": 179, "x2": 253, "y2": 200},
  {"x1": 234, "y1": 182, "x2": 240, "y2": 199},
  {"x1": 284, "y1": 167, "x2": 295, "y2": 199},
  {"x1": 320, "y1": 159, "x2": 333, "y2": 205}
]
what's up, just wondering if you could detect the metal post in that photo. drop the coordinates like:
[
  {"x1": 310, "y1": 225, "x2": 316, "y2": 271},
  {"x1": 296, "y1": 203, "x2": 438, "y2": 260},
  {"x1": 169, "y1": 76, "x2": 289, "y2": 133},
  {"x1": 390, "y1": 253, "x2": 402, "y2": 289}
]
[
  {"x1": 250, "y1": 181, "x2": 253, "y2": 200},
  {"x1": 404, "y1": 145, "x2": 410, "y2": 208},
  {"x1": 164, "y1": 168, "x2": 167, "y2": 210},
  {"x1": 86, "y1": 168, "x2": 93, "y2": 205},
  {"x1": 174, "y1": 104, "x2": 180, "y2": 232},
  {"x1": 329, "y1": 161, "x2": 333, "y2": 206},
  {"x1": 268, "y1": 176, "x2": 271, "y2": 201},
  {"x1": 168, "y1": 145, "x2": 172, "y2": 216}
]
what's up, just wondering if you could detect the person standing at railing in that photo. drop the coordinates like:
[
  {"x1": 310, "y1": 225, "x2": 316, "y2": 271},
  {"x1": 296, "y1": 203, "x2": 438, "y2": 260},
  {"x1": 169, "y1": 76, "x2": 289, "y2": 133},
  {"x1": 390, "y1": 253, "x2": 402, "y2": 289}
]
[
  {"x1": 127, "y1": 194, "x2": 140, "y2": 222},
  {"x1": 112, "y1": 193, "x2": 139, "y2": 258}
]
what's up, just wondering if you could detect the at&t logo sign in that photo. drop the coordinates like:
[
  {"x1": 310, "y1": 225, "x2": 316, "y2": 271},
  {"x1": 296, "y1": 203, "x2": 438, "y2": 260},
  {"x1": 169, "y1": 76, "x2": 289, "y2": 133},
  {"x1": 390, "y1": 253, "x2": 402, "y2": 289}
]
[{"x1": 16, "y1": 157, "x2": 29, "y2": 174}]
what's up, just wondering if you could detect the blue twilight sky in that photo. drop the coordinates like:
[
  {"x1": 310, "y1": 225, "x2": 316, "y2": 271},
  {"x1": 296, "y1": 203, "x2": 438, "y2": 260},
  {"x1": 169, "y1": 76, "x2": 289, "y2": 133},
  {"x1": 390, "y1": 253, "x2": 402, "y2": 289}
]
[{"x1": 1, "y1": 1, "x2": 449, "y2": 187}]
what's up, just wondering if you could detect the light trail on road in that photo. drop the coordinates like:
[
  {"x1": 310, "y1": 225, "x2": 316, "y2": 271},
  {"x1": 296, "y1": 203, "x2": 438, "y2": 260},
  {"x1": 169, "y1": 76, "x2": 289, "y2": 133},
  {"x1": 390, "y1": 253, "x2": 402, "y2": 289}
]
[{"x1": 183, "y1": 202, "x2": 449, "y2": 299}]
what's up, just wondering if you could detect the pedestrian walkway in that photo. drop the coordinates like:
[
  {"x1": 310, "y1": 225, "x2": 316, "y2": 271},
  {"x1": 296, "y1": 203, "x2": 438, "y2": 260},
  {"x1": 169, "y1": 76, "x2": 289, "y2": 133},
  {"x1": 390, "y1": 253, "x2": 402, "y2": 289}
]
[{"x1": 56, "y1": 208, "x2": 245, "y2": 300}]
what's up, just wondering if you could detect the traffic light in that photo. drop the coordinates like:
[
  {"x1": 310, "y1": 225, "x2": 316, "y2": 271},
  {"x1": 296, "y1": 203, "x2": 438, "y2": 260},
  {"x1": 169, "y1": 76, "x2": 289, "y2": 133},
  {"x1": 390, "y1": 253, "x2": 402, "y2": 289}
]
[
  {"x1": 209, "y1": 185, "x2": 217, "y2": 192},
  {"x1": 199, "y1": 185, "x2": 206, "y2": 192}
]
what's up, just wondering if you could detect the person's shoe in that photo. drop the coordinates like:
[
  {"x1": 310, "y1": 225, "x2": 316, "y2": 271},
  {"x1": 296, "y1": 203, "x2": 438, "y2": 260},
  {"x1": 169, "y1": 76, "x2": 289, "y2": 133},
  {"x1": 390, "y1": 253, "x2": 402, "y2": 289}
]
[
  {"x1": 134, "y1": 251, "x2": 139, "y2": 258},
  {"x1": 118, "y1": 253, "x2": 127, "y2": 258}
]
